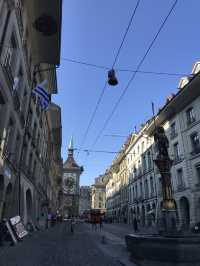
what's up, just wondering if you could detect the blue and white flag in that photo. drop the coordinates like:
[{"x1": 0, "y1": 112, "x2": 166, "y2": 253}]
[{"x1": 32, "y1": 80, "x2": 50, "y2": 110}]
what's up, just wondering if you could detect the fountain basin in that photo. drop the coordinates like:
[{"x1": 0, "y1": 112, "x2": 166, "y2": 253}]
[{"x1": 125, "y1": 233, "x2": 200, "y2": 266}]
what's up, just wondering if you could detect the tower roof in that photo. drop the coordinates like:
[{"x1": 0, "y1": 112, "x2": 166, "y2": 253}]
[
  {"x1": 63, "y1": 156, "x2": 80, "y2": 169},
  {"x1": 63, "y1": 137, "x2": 83, "y2": 172}
]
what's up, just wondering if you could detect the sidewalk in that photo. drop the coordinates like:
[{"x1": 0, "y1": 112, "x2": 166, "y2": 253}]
[{"x1": 103, "y1": 222, "x2": 157, "y2": 238}]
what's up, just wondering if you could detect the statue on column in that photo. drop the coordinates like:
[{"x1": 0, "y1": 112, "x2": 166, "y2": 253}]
[{"x1": 154, "y1": 126, "x2": 169, "y2": 160}]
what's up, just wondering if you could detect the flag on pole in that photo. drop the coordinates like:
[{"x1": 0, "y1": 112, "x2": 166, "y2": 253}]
[{"x1": 32, "y1": 80, "x2": 50, "y2": 110}]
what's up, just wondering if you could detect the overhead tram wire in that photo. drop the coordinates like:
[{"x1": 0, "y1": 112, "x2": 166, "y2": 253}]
[
  {"x1": 76, "y1": 0, "x2": 141, "y2": 159},
  {"x1": 76, "y1": 148, "x2": 137, "y2": 155},
  {"x1": 61, "y1": 57, "x2": 109, "y2": 70},
  {"x1": 61, "y1": 58, "x2": 190, "y2": 77},
  {"x1": 91, "y1": 0, "x2": 178, "y2": 148},
  {"x1": 111, "y1": 0, "x2": 141, "y2": 69},
  {"x1": 104, "y1": 134, "x2": 128, "y2": 138}
]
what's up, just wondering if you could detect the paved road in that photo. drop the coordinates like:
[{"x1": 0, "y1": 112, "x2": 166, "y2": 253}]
[{"x1": 0, "y1": 222, "x2": 133, "y2": 266}]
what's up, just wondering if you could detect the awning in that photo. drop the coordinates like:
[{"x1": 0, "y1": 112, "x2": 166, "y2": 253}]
[{"x1": 24, "y1": 0, "x2": 62, "y2": 65}]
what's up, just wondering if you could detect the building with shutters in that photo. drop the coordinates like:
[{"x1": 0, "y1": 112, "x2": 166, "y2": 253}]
[
  {"x1": 79, "y1": 186, "x2": 91, "y2": 216},
  {"x1": 105, "y1": 61, "x2": 200, "y2": 230},
  {"x1": 0, "y1": 0, "x2": 62, "y2": 229}
]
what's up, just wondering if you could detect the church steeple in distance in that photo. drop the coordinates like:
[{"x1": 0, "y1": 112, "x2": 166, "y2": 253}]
[
  {"x1": 68, "y1": 136, "x2": 74, "y2": 157},
  {"x1": 62, "y1": 137, "x2": 84, "y2": 217}
]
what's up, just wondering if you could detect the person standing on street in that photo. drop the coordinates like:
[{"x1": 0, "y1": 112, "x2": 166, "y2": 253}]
[
  {"x1": 133, "y1": 217, "x2": 138, "y2": 233},
  {"x1": 99, "y1": 216, "x2": 103, "y2": 230},
  {"x1": 70, "y1": 217, "x2": 75, "y2": 233}
]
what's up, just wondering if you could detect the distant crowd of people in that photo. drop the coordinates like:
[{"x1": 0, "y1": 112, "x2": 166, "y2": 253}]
[{"x1": 91, "y1": 216, "x2": 103, "y2": 231}]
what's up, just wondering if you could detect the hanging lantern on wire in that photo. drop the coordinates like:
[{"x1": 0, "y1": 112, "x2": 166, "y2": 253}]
[{"x1": 108, "y1": 69, "x2": 118, "y2": 86}]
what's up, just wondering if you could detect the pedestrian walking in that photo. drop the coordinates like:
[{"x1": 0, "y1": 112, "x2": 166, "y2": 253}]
[
  {"x1": 91, "y1": 217, "x2": 97, "y2": 231},
  {"x1": 70, "y1": 217, "x2": 75, "y2": 233},
  {"x1": 99, "y1": 217, "x2": 103, "y2": 230},
  {"x1": 133, "y1": 217, "x2": 138, "y2": 233}
]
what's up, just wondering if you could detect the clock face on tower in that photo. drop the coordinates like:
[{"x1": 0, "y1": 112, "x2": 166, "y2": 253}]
[{"x1": 63, "y1": 172, "x2": 77, "y2": 194}]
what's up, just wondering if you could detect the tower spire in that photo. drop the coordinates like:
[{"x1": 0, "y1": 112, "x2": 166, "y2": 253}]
[{"x1": 68, "y1": 136, "x2": 74, "y2": 150}]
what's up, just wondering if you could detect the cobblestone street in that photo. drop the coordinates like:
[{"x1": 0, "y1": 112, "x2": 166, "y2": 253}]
[{"x1": 0, "y1": 222, "x2": 135, "y2": 266}]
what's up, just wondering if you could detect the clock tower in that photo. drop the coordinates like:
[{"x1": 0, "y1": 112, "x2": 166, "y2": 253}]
[{"x1": 61, "y1": 137, "x2": 83, "y2": 217}]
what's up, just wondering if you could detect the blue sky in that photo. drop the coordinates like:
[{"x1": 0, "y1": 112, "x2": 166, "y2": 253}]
[{"x1": 53, "y1": 0, "x2": 199, "y2": 186}]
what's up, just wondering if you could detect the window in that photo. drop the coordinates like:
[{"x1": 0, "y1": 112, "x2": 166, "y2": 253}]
[
  {"x1": 144, "y1": 179, "x2": 149, "y2": 199},
  {"x1": 14, "y1": 133, "x2": 21, "y2": 164},
  {"x1": 159, "y1": 177, "x2": 162, "y2": 195},
  {"x1": 190, "y1": 133, "x2": 200, "y2": 154},
  {"x1": 142, "y1": 155, "x2": 147, "y2": 172},
  {"x1": 28, "y1": 153, "x2": 33, "y2": 172},
  {"x1": 186, "y1": 107, "x2": 195, "y2": 125},
  {"x1": 147, "y1": 151, "x2": 152, "y2": 169},
  {"x1": 4, "y1": 119, "x2": 15, "y2": 155},
  {"x1": 132, "y1": 186, "x2": 135, "y2": 200},
  {"x1": 195, "y1": 164, "x2": 200, "y2": 184},
  {"x1": 27, "y1": 109, "x2": 33, "y2": 128},
  {"x1": 32, "y1": 160, "x2": 37, "y2": 179},
  {"x1": 141, "y1": 141, "x2": 144, "y2": 153},
  {"x1": 135, "y1": 184, "x2": 138, "y2": 199},
  {"x1": 170, "y1": 122, "x2": 177, "y2": 138},
  {"x1": 140, "y1": 182, "x2": 143, "y2": 197},
  {"x1": 150, "y1": 176, "x2": 154, "y2": 195},
  {"x1": 22, "y1": 142, "x2": 28, "y2": 165},
  {"x1": 173, "y1": 142, "x2": 180, "y2": 161},
  {"x1": 33, "y1": 122, "x2": 37, "y2": 139},
  {"x1": 177, "y1": 168, "x2": 184, "y2": 187}
]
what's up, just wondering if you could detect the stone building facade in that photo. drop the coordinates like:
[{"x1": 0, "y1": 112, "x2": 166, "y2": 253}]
[
  {"x1": 79, "y1": 186, "x2": 91, "y2": 216},
  {"x1": 91, "y1": 175, "x2": 107, "y2": 212},
  {"x1": 105, "y1": 61, "x2": 200, "y2": 230},
  {"x1": 0, "y1": 0, "x2": 62, "y2": 228}
]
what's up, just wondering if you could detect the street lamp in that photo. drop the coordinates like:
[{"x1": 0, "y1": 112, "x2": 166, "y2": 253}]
[{"x1": 108, "y1": 69, "x2": 118, "y2": 86}]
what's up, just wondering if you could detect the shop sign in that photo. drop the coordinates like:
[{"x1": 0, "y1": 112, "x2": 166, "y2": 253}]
[{"x1": 10, "y1": 216, "x2": 28, "y2": 239}]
